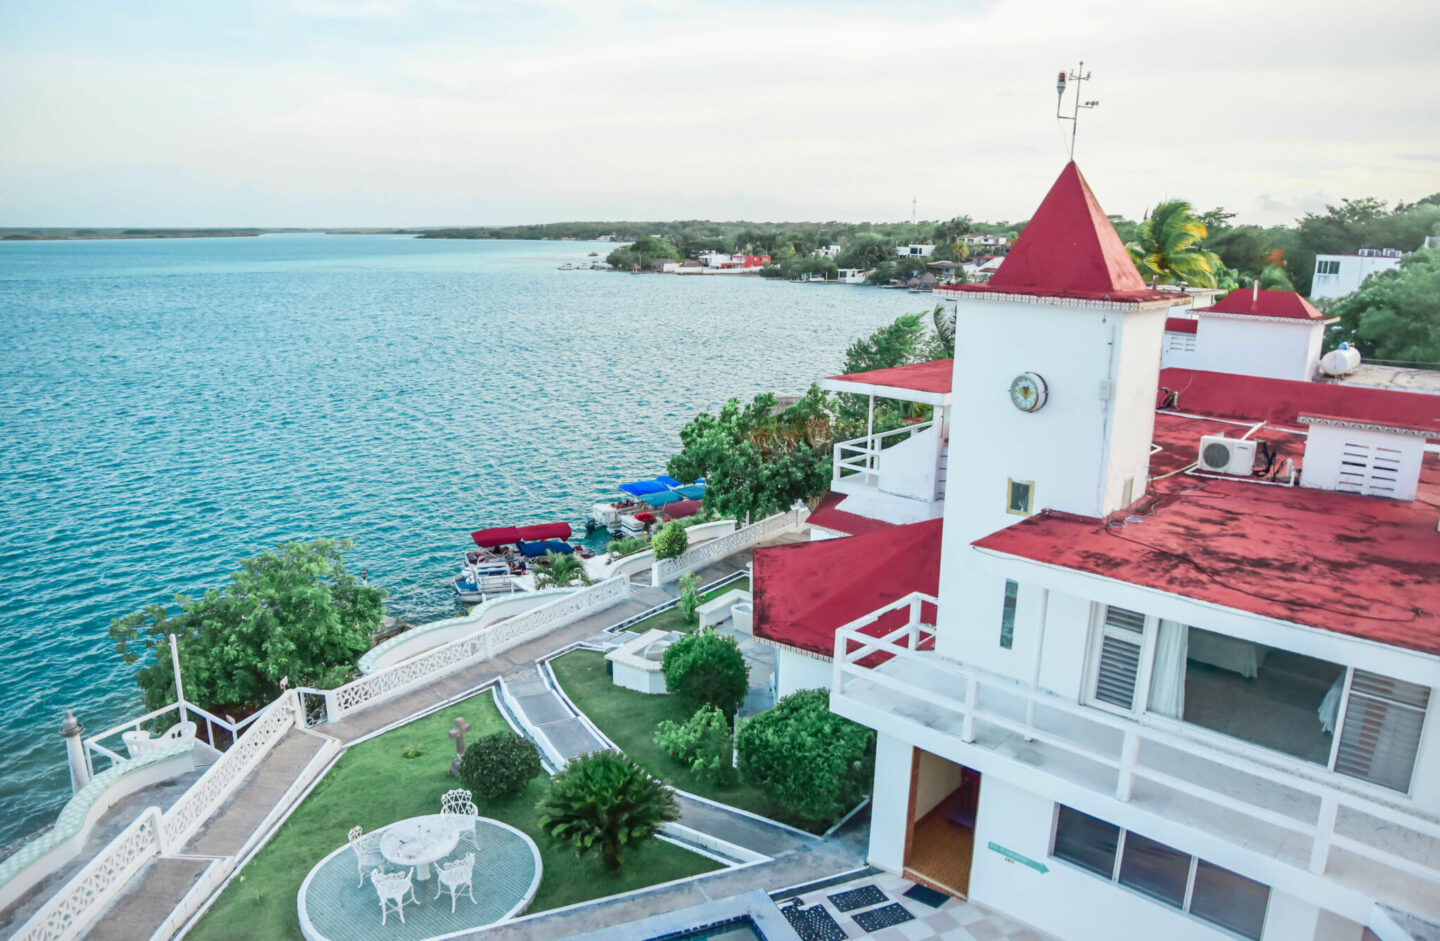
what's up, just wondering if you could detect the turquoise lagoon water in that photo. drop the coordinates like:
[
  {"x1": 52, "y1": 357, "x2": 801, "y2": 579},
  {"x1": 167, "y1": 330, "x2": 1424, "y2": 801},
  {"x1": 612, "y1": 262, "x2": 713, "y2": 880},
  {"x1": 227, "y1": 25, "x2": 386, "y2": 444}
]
[{"x1": 0, "y1": 234, "x2": 923, "y2": 847}]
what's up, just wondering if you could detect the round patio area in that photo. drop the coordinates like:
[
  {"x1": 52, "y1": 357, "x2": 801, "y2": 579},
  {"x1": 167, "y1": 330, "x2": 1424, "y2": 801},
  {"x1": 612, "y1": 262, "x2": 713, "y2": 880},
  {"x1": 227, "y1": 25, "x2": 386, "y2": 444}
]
[{"x1": 298, "y1": 817, "x2": 541, "y2": 941}]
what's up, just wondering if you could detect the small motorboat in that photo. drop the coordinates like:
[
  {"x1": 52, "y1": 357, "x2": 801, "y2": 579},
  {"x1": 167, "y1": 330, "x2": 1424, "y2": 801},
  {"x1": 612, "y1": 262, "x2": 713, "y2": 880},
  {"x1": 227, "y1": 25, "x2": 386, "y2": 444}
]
[{"x1": 452, "y1": 551, "x2": 522, "y2": 604}]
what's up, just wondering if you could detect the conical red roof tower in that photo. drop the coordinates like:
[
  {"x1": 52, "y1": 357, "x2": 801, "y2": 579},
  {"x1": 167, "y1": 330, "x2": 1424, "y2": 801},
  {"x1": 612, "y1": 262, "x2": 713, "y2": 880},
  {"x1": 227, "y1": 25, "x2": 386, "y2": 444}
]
[{"x1": 939, "y1": 162, "x2": 1179, "y2": 304}]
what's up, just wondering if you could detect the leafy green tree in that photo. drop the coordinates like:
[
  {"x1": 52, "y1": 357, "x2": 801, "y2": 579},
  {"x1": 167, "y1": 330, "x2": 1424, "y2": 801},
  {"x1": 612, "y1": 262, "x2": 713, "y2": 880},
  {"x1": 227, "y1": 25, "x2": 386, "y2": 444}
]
[
  {"x1": 534, "y1": 550, "x2": 593, "y2": 589},
  {"x1": 537, "y1": 751, "x2": 679, "y2": 870},
  {"x1": 737, "y1": 688, "x2": 875, "y2": 823},
  {"x1": 651, "y1": 521, "x2": 688, "y2": 561},
  {"x1": 109, "y1": 538, "x2": 385, "y2": 712},
  {"x1": 1289, "y1": 196, "x2": 1440, "y2": 295},
  {"x1": 459, "y1": 732, "x2": 542, "y2": 800},
  {"x1": 654, "y1": 704, "x2": 735, "y2": 785},
  {"x1": 1330, "y1": 249, "x2": 1440, "y2": 363},
  {"x1": 923, "y1": 304, "x2": 957, "y2": 361},
  {"x1": 834, "y1": 313, "x2": 927, "y2": 429},
  {"x1": 676, "y1": 572, "x2": 703, "y2": 624},
  {"x1": 1258, "y1": 263, "x2": 1296, "y2": 291},
  {"x1": 1207, "y1": 225, "x2": 1270, "y2": 276},
  {"x1": 837, "y1": 232, "x2": 895, "y2": 270},
  {"x1": 1126, "y1": 199, "x2": 1224, "y2": 288},
  {"x1": 662, "y1": 628, "x2": 750, "y2": 720}
]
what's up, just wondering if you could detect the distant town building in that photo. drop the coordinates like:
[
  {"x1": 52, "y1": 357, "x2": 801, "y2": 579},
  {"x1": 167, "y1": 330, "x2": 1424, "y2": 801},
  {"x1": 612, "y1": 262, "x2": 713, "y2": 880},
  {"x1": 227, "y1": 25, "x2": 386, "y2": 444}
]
[
  {"x1": 816, "y1": 244, "x2": 842, "y2": 259},
  {"x1": 960, "y1": 234, "x2": 1010, "y2": 252},
  {"x1": 897, "y1": 244, "x2": 936, "y2": 257},
  {"x1": 1310, "y1": 249, "x2": 1404, "y2": 300}
]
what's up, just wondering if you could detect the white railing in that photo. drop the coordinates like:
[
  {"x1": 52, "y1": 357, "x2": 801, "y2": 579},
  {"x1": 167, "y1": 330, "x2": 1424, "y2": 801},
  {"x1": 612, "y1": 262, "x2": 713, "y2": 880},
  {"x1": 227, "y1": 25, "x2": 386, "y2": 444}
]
[
  {"x1": 651, "y1": 506, "x2": 806, "y2": 586},
  {"x1": 833, "y1": 420, "x2": 934, "y2": 488},
  {"x1": 323, "y1": 576, "x2": 633, "y2": 722},
  {"x1": 83, "y1": 699, "x2": 262, "y2": 774},
  {"x1": 832, "y1": 593, "x2": 1440, "y2": 898}
]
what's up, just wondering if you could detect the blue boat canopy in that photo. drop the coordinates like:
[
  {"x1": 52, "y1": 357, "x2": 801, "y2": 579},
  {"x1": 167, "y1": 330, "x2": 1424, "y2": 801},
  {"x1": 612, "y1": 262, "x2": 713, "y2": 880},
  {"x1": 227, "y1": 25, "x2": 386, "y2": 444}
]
[
  {"x1": 646, "y1": 490, "x2": 683, "y2": 506},
  {"x1": 619, "y1": 480, "x2": 669, "y2": 497},
  {"x1": 675, "y1": 484, "x2": 706, "y2": 500},
  {"x1": 516, "y1": 540, "x2": 575, "y2": 558},
  {"x1": 656, "y1": 475, "x2": 684, "y2": 488}
]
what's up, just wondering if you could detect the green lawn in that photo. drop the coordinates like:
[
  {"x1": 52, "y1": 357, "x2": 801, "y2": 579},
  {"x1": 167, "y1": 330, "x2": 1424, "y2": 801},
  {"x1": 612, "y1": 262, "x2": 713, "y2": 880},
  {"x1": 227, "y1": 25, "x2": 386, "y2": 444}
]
[
  {"x1": 188, "y1": 689, "x2": 720, "y2": 941},
  {"x1": 624, "y1": 577, "x2": 750, "y2": 634},
  {"x1": 550, "y1": 649, "x2": 829, "y2": 834}
]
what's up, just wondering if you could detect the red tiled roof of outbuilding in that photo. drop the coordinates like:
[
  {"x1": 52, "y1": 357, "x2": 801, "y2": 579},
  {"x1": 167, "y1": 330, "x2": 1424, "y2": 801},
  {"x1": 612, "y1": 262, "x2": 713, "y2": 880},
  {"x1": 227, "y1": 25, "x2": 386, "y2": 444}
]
[{"x1": 1195, "y1": 288, "x2": 1328, "y2": 321}]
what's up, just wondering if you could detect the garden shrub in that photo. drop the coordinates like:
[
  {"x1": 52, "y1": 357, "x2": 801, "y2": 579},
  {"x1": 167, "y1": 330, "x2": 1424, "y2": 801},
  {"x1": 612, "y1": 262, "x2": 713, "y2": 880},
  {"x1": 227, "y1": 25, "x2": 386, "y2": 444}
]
[
  {"x1": 537, "y1": 750, "x2": 679, "y2": 870},
  {"x1": 606, "y1": 536, "x2": 650, "y2": 560},
  {"x1": 737, "y1": 688, "x2": 875, "y2": 824},
  {"x1": 661, "y1": 628, "x2": 749, "y2": 720},
  {"x1": 458, "y1": 731, "x2": 542, "y2": 800},
  {"x1": 676, "y1": 572, "x2": 702, "y2": 624},
  {"x1": 651, "y1": 521, "x2": 688, "y2": 560},
  {"x1": 654, "y1": 704, "x2": 735, "y2": 785}
]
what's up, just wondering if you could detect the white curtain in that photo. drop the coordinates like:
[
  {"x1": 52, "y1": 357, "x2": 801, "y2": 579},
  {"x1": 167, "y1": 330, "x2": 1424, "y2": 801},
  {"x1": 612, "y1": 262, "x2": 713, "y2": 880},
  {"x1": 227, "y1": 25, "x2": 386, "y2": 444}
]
[{"x1": 1148, "y1": 620, "x2": 1189, "y2": 719}]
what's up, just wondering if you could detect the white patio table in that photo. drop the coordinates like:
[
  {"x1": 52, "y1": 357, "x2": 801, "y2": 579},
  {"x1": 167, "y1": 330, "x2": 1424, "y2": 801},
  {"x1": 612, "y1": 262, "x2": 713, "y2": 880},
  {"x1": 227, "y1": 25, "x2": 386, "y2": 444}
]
[{"x1": 378, "y1": 815, "x2": 461, "y2": 881}]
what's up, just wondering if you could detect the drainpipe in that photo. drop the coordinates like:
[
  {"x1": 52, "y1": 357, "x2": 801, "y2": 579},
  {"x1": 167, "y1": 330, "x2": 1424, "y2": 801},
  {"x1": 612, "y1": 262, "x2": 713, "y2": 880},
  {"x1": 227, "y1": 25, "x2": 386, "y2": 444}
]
[{"x1": 62, "y1": 710, "x2": 90, "y2": 792}]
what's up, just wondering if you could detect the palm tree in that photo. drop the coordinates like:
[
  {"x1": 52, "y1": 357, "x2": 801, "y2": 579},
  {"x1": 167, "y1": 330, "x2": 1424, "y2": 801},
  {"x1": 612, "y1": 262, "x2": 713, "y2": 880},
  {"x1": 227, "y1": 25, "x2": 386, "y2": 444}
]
[
  {"x1": 533, "y1": 550, "x2": 592, "y2": 589},
  {"x1": 1126, "y1": 200, "x2": 1225, "y2": 288},
  {"x1": 537, "y1": 751, "x2": 679, "y2": 870}
]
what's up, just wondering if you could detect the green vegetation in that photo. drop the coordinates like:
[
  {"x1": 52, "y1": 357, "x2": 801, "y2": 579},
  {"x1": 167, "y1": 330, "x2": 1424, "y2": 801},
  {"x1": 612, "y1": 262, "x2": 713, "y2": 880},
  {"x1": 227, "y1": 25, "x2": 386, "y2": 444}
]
[
  {"x1": 534, "y1": 550, "x2": 592, "y2": 589},
  {"x1": 549, "y1": 649, "x2": 828, "y2": 831},
  {"x1": 655, "y1": 705, "x2": 736, "y2": 786},
  {"x1": 651, "y1": 521, "x2": 688, "y2": 561},
  {"x1": 537, "y1": 751, "x2": 679, "y2": 871},
  {"x1": 606, "y1": 536, "x2": 650, "y2": 560},
  {"x1": 675, "y1": 572, "x2": 703, "y2": 625},
  {"x1": 623, "y1": 578, "x2": 750, "y2": 635},
  {"x1": 604, "y1": 236, "x2": 679, "y2": 271},
  {"x1": 109, "y1": 538, "x2": 385, "y2": 713},
  {"x1": 1330, "y1": 248, "x2": 1440, "y2": 364},
  {"x1": 188, "y1": 690, "x2": 717, "y2": 941},
  {"x1": 737, "y1": 689, "x2": 875, "y2": 825},
  {"x1": 458, "y1": 731, "x2": 542, "y2": 800},
  {"x1": 661, "y1": 628, "x2": 749, "y2": 721},
  {"x1": 1126, "y1": 200, "x2": 1224, "y2": 288}
]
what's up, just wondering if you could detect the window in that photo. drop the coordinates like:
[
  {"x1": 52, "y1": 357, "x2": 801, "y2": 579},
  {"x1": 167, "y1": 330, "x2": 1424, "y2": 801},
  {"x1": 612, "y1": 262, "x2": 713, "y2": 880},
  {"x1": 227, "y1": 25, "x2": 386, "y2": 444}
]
[
  {"x1": 1316, "y1": 259, "x2": 1341, "y2": 275},
  {"x1": 1006, "y1": 479, "x2": 1033, "y2": 515},
  {"x1": 1052, "y1": 804, "x2": 1270, "y2": 940},
  {"x1": 1333, "y1": 670, "x2": 1430, "y2": 793},
  {"x1": 1091, "y1": 605, "x2": 1147, "y2": 711},
  {"x1": 999, "y1": 580, "x2": 1018, "y2": 649}
]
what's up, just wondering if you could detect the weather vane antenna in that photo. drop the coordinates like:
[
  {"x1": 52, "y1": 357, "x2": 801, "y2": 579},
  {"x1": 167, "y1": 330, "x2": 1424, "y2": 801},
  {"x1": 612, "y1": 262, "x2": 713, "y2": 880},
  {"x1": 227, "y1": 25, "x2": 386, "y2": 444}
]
[{"x1": 1055, "y1": 61, "x2": 1099, "y2": 161}]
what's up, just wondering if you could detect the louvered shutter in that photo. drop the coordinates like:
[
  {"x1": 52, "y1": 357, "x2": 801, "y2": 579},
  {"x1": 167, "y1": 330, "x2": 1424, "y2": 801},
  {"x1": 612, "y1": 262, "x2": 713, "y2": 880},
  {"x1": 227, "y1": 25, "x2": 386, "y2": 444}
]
[
  {"x1": 1333, "y1": 670, "x2": 1429, "y2": 793},
  {"x1": 1335, "y1": 442, "x2": 1403, "y2": 497},
  {"x1": 1094, "y1": 606, "x2": 1146, "y2": 711}
]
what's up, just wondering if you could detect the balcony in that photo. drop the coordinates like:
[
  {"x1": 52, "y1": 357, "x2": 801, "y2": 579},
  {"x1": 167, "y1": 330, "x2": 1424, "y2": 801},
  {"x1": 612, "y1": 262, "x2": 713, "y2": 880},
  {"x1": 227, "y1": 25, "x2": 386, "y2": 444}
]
[
  {"x1": 829, "y1": 593, "x2": 1440, "y2": 929},
  {"x1": 831, "y1": 421, "x2": 945, "y2": 524}
]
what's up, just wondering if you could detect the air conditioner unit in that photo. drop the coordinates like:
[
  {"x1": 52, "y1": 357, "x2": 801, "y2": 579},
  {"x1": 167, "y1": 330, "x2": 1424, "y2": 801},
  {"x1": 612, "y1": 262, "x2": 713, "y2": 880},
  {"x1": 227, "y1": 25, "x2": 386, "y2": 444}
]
[
  {"x1": 1358, "y1": 248, "x2": 1378, "y2": 257},
  {"x1": 1197, "y1": 435, "x2": 1257, "y2": 476}
]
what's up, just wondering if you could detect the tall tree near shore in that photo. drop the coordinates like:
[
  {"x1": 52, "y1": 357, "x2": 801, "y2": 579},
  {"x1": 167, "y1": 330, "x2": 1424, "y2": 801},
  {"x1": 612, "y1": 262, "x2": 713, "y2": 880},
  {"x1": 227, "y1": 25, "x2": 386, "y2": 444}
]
[{"x1": 1126, "y1": 200, "x2": 1224, "y2": 288}]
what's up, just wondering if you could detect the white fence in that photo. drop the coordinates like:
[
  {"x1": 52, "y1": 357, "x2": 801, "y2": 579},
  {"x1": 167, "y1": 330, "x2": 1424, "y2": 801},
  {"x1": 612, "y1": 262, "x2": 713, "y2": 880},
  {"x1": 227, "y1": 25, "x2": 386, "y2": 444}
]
[
  {"x1": 833, "y1": 420, "x2": 935, "y2": 488},
  {"x1": 322, "y1": 575, "x2": 633, "y2": 722},
  {"x1": 651, "y1": 506, "x2": 807, "y2": 586}
]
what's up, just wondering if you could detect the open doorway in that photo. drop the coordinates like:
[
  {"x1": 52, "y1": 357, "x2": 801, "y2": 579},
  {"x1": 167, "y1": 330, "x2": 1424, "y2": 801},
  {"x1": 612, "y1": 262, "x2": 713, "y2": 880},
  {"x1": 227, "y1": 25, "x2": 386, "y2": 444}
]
[{"x1": 904, "y1": 750, "x2": 979, "y2": 898}]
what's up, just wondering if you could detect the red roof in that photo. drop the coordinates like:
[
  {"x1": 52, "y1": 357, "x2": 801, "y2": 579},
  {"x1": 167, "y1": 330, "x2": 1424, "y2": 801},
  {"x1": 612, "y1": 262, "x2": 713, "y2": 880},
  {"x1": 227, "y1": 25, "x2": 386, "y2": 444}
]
[
  {"x1": 937, "y1": 162, "x2": 1177, "y2": 305},
  {"x1": 973, "y1": 475, "x2": 1440, "y2": 657},
  {"x1": 1148, "y1": 412, "x2": 1307, "y2": 479},
  {"x1": 754, "y1": 518, "x2": 941, "y2": 658},
  {"x1": 1159, "y1": 368, "x2": 1440, "y2": 440},
  {"x1": 1196, "y1": 288, "x2": 1327, "y2": 322},
  {"x1": 806, "y1": 491, "x2": 898, "y2": 537},
  {"x1": 1165, "y1": 317, "x2": 1198, "y2": 335},
  {"x1": 824, "y1": 359, "x2": 953, "y2": 396}
]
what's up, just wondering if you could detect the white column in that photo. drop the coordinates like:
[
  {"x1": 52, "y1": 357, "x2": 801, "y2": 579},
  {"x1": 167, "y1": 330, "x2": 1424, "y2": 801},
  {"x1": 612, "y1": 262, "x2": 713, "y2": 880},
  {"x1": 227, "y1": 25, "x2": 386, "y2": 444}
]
[
  {"x1": 1261, "y1": 890, "x2": 1322, "y2": 941},
  {"x1": 868, "y1": 732, "x2": 914, "y2": 872},
  {"x1": 62, "y1": 710, "x2": 90, "y2": 792}
]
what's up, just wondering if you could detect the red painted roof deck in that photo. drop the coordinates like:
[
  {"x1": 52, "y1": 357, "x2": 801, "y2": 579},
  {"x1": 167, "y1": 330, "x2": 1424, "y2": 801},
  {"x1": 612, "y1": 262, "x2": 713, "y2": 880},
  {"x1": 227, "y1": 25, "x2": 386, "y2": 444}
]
[
  {"x1": 754, "y1": 518, "x2": 941, "y2": 658},
  {"x1": 824, "y1": 359, "x2": 953, "y2": 397},
  {"x1": 1165, "y1": 317, "x2": 1198, "y2": 334},
  {"x1": 1158, "y1": 368, "x2": 1440, "y2": 440},
  {"x1": 1195, "y1": 288, "x2": 1328, "y2": 322},
  {"x1": 973, "y1": 475, "x2": 1440, "y2": 656},
  {"x1": 1148, "y1": 412, "x2": 1307, "y2": 480},
  {"x1": 937, "y1": 162, "x2": 1179, "y2": 305},
  {"x1": 806, "y1": 491, "x2": 897, "y2": 537}
]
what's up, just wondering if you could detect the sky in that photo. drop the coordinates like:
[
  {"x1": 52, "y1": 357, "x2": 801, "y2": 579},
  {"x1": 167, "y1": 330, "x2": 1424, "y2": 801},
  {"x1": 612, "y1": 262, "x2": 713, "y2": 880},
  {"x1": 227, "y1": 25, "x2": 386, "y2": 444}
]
[{"x1": 1, "y1": 0, "x2": 1438, "y2": 229}]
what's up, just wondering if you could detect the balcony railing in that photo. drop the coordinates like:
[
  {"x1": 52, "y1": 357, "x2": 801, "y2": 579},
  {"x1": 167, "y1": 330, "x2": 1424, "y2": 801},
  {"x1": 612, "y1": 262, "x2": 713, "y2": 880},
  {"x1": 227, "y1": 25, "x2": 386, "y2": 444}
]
[
  {"x1": 831, "y1": 593, "x2": 1440, "y2": 919},
  {"x1": 833, "y1": 420, "x2": 935, "y2": 490}
]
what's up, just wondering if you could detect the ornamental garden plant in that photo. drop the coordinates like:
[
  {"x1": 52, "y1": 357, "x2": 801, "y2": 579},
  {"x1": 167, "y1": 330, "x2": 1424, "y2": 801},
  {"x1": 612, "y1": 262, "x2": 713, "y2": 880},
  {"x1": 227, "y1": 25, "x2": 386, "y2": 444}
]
[
  {"x1": 737, "y1": 688, "x2": 875, "y2": 824},
  {"x1": 661, "y1": 627, "x2": 749, "y2": 720},
  {"x1": 537, "y1": 750, "x2": 679, "y2": 871},
  {"x1": 654, "y1": 704, "x2": 735, "y2": 786},
  {"x1": 650, "y1": 520, "x2": 688, "y2": 560},
  {"x1": 459, "y1": 731, "x2": 542, "y2": 800}
]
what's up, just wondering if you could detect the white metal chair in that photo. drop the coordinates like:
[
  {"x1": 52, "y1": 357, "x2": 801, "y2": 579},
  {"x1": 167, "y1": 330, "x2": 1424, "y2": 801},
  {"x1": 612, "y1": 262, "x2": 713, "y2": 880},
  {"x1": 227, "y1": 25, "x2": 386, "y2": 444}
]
[
  {"x1": 440, "y1": 788, "x2": 479, "y2": 848},
  {"x1": 122, "y1": 720, "x2": 198, "y2": 758},
  {"x1": 370, "y1": 867, "x2": 417, "y2": 926},
  {"x1": 433, "y1": 852, "x2": 476, "y2": 913},
  {"x1": 348, "y1": 825, "x2": 385, "y2": 888}
]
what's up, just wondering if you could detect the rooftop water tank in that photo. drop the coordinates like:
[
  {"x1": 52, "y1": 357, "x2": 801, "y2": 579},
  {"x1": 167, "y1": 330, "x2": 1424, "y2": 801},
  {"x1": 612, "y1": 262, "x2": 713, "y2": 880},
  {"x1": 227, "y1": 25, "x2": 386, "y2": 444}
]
[{"x1": 1319, "y1": 343, "x2": 1361, "y2": 377}]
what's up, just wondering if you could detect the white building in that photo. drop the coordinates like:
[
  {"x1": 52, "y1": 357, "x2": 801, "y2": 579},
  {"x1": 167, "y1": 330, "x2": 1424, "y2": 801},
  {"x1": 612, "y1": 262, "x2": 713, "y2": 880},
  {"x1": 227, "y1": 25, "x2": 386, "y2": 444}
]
[
  {"x1": 962, "y1": 234, "x2": 1011, "y2": 252},
  {"x1": 817, "y1": 244, "x2": 842, "y2": 259},
  {"x1": 1310, "y1": 250, "x2": 1404, "y2": 301},
  {"x1": 1161, "y1": 287, "x2": 1336, "y2": 381},
  {"x1": 760, "y1": 162, "x2": 1440, "y2": 941},
  {"x1": 898, "y1": 244, "x2": 937, "y2": 257},
  {"x1": 836, "y1": 267, "x2": 869, "y2": 284}
]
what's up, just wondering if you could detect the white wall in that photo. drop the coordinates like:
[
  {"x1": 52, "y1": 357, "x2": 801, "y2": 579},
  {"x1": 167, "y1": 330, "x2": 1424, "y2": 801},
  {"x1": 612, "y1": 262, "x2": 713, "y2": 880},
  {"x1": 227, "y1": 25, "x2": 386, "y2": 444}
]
[
  {"x1": 776, "y1": 647, "x2": 834, "y2": 699},
  {"x1": 1191, "y1": 317, "x2": 1326, "y2": 381},
  {"x1": 876, "y1": 424, "x2": 940, "y2": 501},
  {"x1": 866, "y1": 732, "x2": 912, "y2": 872},
  {"x1": 1311, "y1": 255, "x2": 1401, "y2": 301},
  {"x1": 914, "y1": 751, "x2": 964, "y2": 819}
]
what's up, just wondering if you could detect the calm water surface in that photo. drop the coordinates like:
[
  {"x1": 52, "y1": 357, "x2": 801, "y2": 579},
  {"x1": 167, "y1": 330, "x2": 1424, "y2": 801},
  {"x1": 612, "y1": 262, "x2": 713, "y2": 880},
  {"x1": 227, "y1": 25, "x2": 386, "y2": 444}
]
[{"x1": 0, "y1": 234, "x2": 923, "y2": 846}]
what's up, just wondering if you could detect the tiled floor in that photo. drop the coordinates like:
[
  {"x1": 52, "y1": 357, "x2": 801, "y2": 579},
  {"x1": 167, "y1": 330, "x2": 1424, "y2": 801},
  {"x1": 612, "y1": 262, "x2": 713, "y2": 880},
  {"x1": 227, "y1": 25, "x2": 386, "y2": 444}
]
[{"x1": 783, "y1": 871, "x2": 1055, "y2": 941}]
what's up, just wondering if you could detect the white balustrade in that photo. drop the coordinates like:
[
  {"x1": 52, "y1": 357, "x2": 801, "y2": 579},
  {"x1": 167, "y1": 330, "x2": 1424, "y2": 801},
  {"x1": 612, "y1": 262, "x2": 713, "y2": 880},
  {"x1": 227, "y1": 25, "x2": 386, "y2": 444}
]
[
  {"x1": 651, "y1": 506, "x2": 805, "y2": 586},
  {"x1": 833, "y1": 420, "x2": 934, "y2": 487},
  {"x1": 831, "y1": 593, "x2": 1440, "y2": 904}
]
